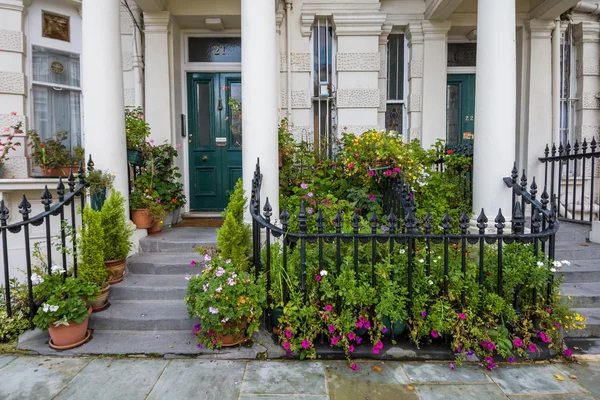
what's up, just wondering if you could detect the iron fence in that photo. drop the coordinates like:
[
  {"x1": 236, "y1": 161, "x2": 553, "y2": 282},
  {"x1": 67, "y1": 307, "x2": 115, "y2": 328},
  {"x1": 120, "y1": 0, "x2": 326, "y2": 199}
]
[
  {"x1": 539, "y1": 138, "x2": 600, "y2": 224},
  {"x1": 250, "y1": 158, "x2": 559, "y2": 335},
  {"x1": 0, "y1": 160, "x2": 89, "y2": 321}
]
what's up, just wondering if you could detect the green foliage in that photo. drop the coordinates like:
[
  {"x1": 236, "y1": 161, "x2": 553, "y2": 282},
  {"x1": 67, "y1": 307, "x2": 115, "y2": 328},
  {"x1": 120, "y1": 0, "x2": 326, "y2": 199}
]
[
  {"x1": 78, "y1": 206, "x2": 107, "y2": 286},
  {"x1": 32, "y1": 268, "x2": 99, "y2": 331},
  {"x1": 217, "y1": 178, "x2": 251, "y2": 271},
  {"x1": 87, "y1": 169, "x2": 115, "y2": 197},
  {"x1": 184, "y1": 253, "x2": 266, "y2": 349},
  {"x1": 0, "y1": 278, "x2": 30, "y2": 342},
  {"x1": 0, "y1": 122, "x2": 22, "y2": 167},
  {"x1": 125, "y1": 107, "x2": 151, "y2": 150},
  {"x1": 101, "y1": 191, "x2": 133, "y2": 260},
  {"x1": 26, "y1": 130, "x2": 80, "y2": 169}
]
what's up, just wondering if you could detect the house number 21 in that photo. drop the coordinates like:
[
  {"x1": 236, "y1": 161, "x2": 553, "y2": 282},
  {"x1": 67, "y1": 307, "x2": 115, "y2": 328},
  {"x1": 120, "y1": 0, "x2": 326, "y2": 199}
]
[{"x1": 213, "y1": 46, "x2": 226, "y2": 55}]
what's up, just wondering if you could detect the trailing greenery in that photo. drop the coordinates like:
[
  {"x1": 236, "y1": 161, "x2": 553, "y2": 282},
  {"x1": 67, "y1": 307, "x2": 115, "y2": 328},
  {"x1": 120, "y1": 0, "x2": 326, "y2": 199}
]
[
  {"x1": 217, "y1": 178, "x2": 251, "y2": 271},
  {"x1": 125, "y1": 107, "x2": 151, "y2": 150},
  {"x1": 87, "y1": 169, "x2": 115, "y2": 197},
  {"x1": 0, "y1": 278, "x2": 30, "y2": 342},
  {"x1": 78, "y1": 206, "x2": 107, "y2": 287},
  {"x1": 101, "y1": 191, "x2": 133, "y2": 261}
]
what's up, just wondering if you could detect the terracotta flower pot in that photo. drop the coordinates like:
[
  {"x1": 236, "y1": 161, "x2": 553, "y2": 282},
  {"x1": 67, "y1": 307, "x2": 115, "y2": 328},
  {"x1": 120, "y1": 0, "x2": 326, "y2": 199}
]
[
  {"x1": 131, "y1": 208, "x2": 152, "y2": 229},
  {"x1": 148, "y1": 218, "x2": 163, "y2": 235},
  {"x1": 105, "y1": 258, "x2": 126, "y2": 284},
  {"x1": 48, "y1": 305, "x2": 92, "y2": 349},
  {"x1": 40, "y1": 165, "x2": 80, "y2": 177},
  {"x1": 217, "y1": 321, "x2": 248, "y2": 347},
  {"x1": 87, "y1": 283, "x2": 110, "y2": 311}
]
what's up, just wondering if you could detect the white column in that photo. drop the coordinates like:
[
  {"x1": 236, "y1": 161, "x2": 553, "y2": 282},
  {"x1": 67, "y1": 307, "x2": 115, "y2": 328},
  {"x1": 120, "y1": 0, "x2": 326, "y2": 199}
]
[
  {"x1": 242, "y1": 0, "x2": 279, "y2": 220},
  {"x1": 378, "y1": 25, "x2": 392, "y2": 129},
  {"x1": 82, "y1": 0, "x2": 129, "y2": 207},
  {"x1": 421, "y1": 21, "x2": 451, "y2": 148},
  {"x1": 473, "y1": 0, "x2": 516, "y2": 217},
  {"x1": 144, "y1": 12, "x2": 173, "y2": 144},
  {"x1": 406, "y1": 23, "x2": 424, "y2": 141}
]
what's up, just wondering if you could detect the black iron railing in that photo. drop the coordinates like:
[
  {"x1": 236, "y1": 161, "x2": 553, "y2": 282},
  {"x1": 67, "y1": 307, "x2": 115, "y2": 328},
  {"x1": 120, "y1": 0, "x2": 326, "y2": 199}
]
[
  {"x1": 435, "y1": 142, "x2": 474, "y2": 205},
  {"x1": 539, "y1": 138, "x2": 600, "y2": 224},
  {"x1": 0, "y1": 161, "x2": 89, "y2": 321},
  {"x1": 251, "y1": 158, "x2": 559, "y2": 334}
]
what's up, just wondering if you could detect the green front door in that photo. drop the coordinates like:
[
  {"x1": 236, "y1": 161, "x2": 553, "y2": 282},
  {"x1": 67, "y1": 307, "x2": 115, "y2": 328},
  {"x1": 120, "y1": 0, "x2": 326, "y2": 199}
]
[
  {"x1": 187, "y1": 73, "x2": 242, "y2": 211},
  {"x1": 446, "y1": 74, "x2": 475, "y2": 145}
]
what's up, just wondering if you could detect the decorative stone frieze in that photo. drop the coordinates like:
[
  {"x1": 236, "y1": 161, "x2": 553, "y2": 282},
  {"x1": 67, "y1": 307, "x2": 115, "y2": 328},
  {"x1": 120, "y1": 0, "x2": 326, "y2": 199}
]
[
  {"x1": 123, "y1": 88, "x2": 135, "y2": 107},
  {"x1": 379, "y1": 93, "x2": 387, "y2": 112},
  {"x1": 0, "y1": 113, "x2": 26, "y2": 130},
  {"x1": 409, "y1": 60, "x2": 423, "y2": 79},
  {"x1": 336, "y1": 53, "x2": 380, "y2": 72},
  {"x1": 578, "y1": 125, "x2": 600, "y2": 140},
  {"x1": 122, "y1": 52, "x2": 133, "y2": 71},
  {"x1": 582, "y1": 92, "x2": 600, "y2": 110},
  {"x1": 2, "y1": 156, "x2": 29, "y2": 179},
  {"x1": 576, "y1": 58, "x2": 600, "y2": 77},
  {"x1": 0, "y1": 29, "x2": 24, "y2": 53},
  {"x1": 379, "y1": 56, "x2": 387, "y2": 79},
  {"x1": 408, "y1": 126, "x2": 422, "y2": 140},
  {"x1": 407, "y1": 93, "x2": 422, "y2": 112},
  {"x1": 340, "y1": 125, "x2": 380, "y2": 134},
  {"x1": 0, "y1": 72, "x2": 26, "y2": 95},
  {"x1": 281, "y1": 90, "x2": 311, "y2": 109},
  {"x1": 337, "y1": 89, "x2": 380, "y2": 108},
  {"x1": 290, "y1": 125, "x2": 313, "y2": 142},
  {"x1": 120, "y1": 11, "x2": 134, "y2": 35},
  {"x1": 280, "y1": 53, "x2": 311, "y2": 72}
]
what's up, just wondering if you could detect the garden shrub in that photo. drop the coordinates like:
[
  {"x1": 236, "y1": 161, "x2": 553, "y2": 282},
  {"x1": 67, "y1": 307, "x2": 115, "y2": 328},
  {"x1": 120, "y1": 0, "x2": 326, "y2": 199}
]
[
  {"x1": 0, "y1": 278, "x2": 30, "y2": 342},
  {"x1": 78, "y1": 206, "x2": 107, "y2": 287},
  {"x1": 101, "y1": 190, "x2": 133, "y2": 261},
  {"x1": 217, "y1": 178, "x2": 251, "y2": 271}
]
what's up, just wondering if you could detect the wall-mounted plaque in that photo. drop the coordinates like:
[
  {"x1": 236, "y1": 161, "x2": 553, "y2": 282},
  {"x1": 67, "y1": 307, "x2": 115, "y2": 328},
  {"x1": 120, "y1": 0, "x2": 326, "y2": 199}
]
[{"x1": 42, "y1": 11, "x2": 70, "y2": 42}]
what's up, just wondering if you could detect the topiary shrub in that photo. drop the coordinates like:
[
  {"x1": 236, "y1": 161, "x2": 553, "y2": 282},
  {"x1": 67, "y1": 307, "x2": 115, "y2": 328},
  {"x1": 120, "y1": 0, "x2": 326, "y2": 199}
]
[
  {"x1": 101, "y1": 190, "x2": 133, "y2": 261},
  {"x1": 78, "y1": 205, "x2": 107, "y2": 287},
  {"x1": 217, "y1": 178, "x2": 251, "y2": 271}
]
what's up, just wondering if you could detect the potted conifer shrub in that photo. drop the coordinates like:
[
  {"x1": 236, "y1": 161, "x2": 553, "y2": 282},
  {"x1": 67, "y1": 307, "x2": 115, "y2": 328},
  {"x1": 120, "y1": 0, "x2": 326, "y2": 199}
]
[
  {"x1": 78, "y1": 205, "x2": 110, "y2": 311},
  {"x1": 101, "y1": 190, "x2": 133, "y2": 284},
  {"x1": 217, "y1": 178, "x2": 251, "y2": 271}
]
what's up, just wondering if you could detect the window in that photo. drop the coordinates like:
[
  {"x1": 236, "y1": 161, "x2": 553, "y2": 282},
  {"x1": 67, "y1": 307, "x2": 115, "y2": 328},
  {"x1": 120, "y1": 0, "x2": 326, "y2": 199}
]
[
  {"x1": 560, "y1": 24, "x2": 577, "y2": 146},
  {"x1": 386, "y1": 34, "x2": 406, "y2": 133},
  {"x1": 31, "y1": 46, "x2": 82, "y2": 151},
  {"x1": 312, "y1": 18, "x2": 335, "y2": 158}
]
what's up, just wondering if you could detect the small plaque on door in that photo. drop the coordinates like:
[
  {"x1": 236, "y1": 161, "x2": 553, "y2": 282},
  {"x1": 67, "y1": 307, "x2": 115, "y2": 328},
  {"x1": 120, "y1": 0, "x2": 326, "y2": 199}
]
[{"x1": 216, "y1": 137, "x2": 227, "y2": 147}]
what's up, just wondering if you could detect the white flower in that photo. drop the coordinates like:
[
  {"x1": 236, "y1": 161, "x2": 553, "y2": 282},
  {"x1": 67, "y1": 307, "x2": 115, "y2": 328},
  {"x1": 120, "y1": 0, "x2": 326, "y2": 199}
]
[
  {"x1": 202, "y1": 284, "x2": 208, "y2": 292},
  {"x1": 399, "y1": 249, "x2": 406, "y2": 255},
  {"x1": 433, "y1": 260, "x2": 438, "y2": 263},
  {"x1": 225, "y1": 259, "x2": 232, "y2": 264},
  {"x1": 561, "y1": 260, "x2": 571, "y2": 266},
  {"x1": 215, "y1": 286, "x2": 222, "y2": 293},
  {"x1": 320, "y1": 270, "x2": 328, "y2": 276},
  {"x1": 418, "y1": 259, "x2": 425, "y2": 263},
  {"x1": 227, "y1": 278, "x2": 235, "y2": 286},
  {"x1": 231, "y1": 272, "x2": 237, "y2": 279},
  {"x1": 209, "y1": 307, "x2": 218, "y2": 314},
  {"x1": 553, "y1": 260, "x2": 562, "y2": 268},
  {"x1": 204, "y1": 254, "x2": 212, "y2": 262},
  {"x1": 215, "y1": 267, "x2": 225, "y2": 277},
  {"x1": 550, "y1": 267, "x2": 556, "y2": 273},
  {"x1": 536, "y1": 261, "x2": 544, "y2": 268},
  {"x1": 185, "y1": 275, "x2": 191, "y2": 281},
  {"x1": 31, "y1": 273, "x2": 43, "y2": 285},
  {"x1": 51, "y1": 265, "x2": 65, "y2": 275},
  {"x1": 49, "y1": 305, "x2": 59, "y2": 312},
  {"x1": 221, "y1": 318, "x2": 229, "y2": 323},
  {"x1": 42, "y1": 303, "x2": 50, "y2": 312},
  {"x1": 428, "y1": 280, "x2": 434, "y2": 286}
]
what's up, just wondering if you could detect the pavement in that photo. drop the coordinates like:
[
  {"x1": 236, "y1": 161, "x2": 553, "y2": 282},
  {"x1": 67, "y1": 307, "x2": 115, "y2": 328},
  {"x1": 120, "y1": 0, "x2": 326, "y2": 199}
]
[{"x1": 0, "y1": 355, "x2": 599, "y2": 400}]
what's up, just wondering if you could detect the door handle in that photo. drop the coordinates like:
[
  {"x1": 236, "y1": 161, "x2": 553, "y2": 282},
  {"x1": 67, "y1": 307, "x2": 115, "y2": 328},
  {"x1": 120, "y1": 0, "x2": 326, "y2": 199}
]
[
  {"x1": 202, "y1": 156, "x2": 208, "y2": 161},
  {"x1": 181, "y1": 114, "x2": 186, "y2": 137}
]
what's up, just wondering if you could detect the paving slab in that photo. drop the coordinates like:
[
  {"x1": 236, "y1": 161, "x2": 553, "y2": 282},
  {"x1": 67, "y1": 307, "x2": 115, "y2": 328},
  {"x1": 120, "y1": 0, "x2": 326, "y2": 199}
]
[
  {"x1": 403, "y1": 362, "x2": 492, "y2": 383},
  {"x1": 414, "y1": 383, "x2": 508, "y2": 400},
  {"x1": 240, "y1": 396, "x2": 329, "y2": 400},
  {"x1": 0, "y1": 356, "x2": 90, "y2": 400},
  {"x1": 487, "y1": 364, "x2": 585, "y2": 395},
  {"x1": 554, "y1": 362, "x2": 600, "y2": 398},
  {"x1": 326, "y1": 361, "x2": 417, "y2": 400},
  {"x1": 0, "y1": 354, "x2": 16, "y2": 369},
  {"x1": 54, "y1": 358, "x2": 168, "y2": 400},
  {"x1": 507, "y1": 394, "x2": 595, "y2": 400},
  {"x1": 147, "y1": 360, "x2": 245, "y2": 400},
  {"x1": 241, "y1": 361, "x2": 327, "y2": 396}
]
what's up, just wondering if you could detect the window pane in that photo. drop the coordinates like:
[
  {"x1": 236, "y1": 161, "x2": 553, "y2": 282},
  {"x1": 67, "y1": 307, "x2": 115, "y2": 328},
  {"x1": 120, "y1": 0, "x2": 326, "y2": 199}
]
[
  {"x1": 387, "y1": 34, "x2": 404, "y2": 100},
  {"x1": 446, "y1": 84, "x2": 460, "y2": 145},
  {"x1": 32, "y1": 85, "x2": 80, "y2": 151},
  {"x1": 32, "y1": 46, "x2": 80, "y2": 87},
  {"x1": 447, "y1": 43, "x2": 477, "y2": 67},
  {"x1": 188, "y1": 38, "x2": 241, "y2": 63},
  {"x1": 229, "y1": 82, "x2": 242, "y2": 147},
  {"x1": 196, "y1": 82, "x2": 211, "y2": 148},
  {"x1": 385, "y1": 104, "x2": 403, "y2": 133}
]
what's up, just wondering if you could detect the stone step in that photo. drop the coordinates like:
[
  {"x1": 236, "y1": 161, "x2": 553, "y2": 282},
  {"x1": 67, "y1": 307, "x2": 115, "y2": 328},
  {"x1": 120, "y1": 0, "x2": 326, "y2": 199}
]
[
  {"x1": 559, "y1": 283, "x2": 600, "y2": 308},
  {"x1": 89, "y1": 300, "x2": 195, "y2": 331},
  {"x1": 140, "y1": 227, "x2": 218, "y2": 253},
  {"x1": 554, "y1": 223, "x2": 591, "y2": 243},
  {"x1": 109, "y1": 275, "x2": 189, "y2": 300},
  {"x1": 127, "y1": 252, "x2": 202, "y2": 275},
  {"x1": 565, "y1": 308, "x2": 600, "y2": 338},
  {"x1": 554, "y1": 242, "x2": 600, "y2": 261},
  {"x1": 555, "y1": 259, "x2": 600, "y2": 283}
]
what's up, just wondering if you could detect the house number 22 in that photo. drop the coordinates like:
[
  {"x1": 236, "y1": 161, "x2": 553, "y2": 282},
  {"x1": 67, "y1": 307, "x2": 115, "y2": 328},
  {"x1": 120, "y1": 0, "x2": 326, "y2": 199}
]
[
  {"x1": 213, "y1": 46, "x2": 226, "y2": 55},
  {"x1": 465, "y1": 115, "x2": 474, "y2": 121}
]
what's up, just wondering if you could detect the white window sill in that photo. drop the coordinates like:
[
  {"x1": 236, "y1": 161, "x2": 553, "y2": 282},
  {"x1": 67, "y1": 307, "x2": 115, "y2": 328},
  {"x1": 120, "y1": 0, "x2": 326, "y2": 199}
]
[{"x1": 0, "y1": 178, "x2": 61, "y2": 192}]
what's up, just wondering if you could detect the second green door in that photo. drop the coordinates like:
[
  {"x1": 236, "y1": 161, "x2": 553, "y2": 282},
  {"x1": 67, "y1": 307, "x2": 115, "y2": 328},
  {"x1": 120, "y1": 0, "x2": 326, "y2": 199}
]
[
  {"x1": 446, "y1": 74, "x2": 475, "y2": 145},
  {"x1": 187, "y1": 72, "x2": 242, "y2": 211}
]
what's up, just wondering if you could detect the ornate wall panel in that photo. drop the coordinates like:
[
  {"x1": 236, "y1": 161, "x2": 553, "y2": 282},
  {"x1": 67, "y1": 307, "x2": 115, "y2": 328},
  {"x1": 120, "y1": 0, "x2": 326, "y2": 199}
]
[
  {"x1": 123, "y1": 88, "x2": 135, "y2": 107},
  {"x1": 339, "y1": 125, "x2": 380, "y2": 134},
  {"x1": 0, "y1": 29, "x2": 24, "y2": 53},
  {"x1": 122, "y1": 52, "x2": 133, "y2": 71},
  {"x1": 337, "y1": 88, "x2": 380, "y2": 108},
  {"x1": 407, "y1": 93, "x2": 422, "y2": 112},
  {"x1": 336, "y1": 52, "x2": 380, "y2": 71},
  {"x1": 280, "y1": 53, "x2": 311, "y2": 72},
  {"x1": 409, "y1": 60, "x2": 423, "y2": 79},
  {"x1": 0, "y1": 72, "x2": 26, "y2": 95}
]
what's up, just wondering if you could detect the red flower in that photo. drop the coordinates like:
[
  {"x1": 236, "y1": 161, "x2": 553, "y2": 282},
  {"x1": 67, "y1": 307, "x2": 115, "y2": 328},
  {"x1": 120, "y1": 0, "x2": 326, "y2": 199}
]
[
  {"x1": 447, "y1": 149, "x2": 453, "y2": 155},
  {"x1": 172, "y1": 199, "x2": 177, "y2": 203}
]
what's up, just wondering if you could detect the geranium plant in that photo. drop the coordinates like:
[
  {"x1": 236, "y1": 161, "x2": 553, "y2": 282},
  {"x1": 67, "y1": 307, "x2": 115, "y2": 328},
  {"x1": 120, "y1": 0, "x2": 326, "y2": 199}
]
[
  {"x1": 0, "y1": 120, "x2": 23, "y2": 175},
  {"x1": 184, "y1": 252, "x2": 266, "y2": 349},
  {"x1": 125, "y1": 107, "x2": 150, "y2": 151},
  {"x1": 26, "y1": 130, "x2": 80, "y2": 170}
]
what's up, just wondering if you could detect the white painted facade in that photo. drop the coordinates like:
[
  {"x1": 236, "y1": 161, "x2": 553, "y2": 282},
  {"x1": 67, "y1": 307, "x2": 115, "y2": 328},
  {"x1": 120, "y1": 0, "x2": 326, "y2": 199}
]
[{"x1": 1, "y1": 0, "x2": 600, "y2": 282}]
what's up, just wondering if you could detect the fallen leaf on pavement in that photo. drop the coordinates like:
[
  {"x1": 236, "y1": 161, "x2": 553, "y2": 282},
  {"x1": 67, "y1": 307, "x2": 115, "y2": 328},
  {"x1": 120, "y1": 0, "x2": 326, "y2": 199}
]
[
  {"x1": 570, "y1": 375, "x2": 577, "y2": 379},
  {"x1": 372, "y1": 365, "x2": 382, "y2": 372},
  {"x1": 554, "y1": 374, "x2": 565, "y2": 381},
  {"x1": 407, "y1": 386, "x2": 414, "y2": 391}
]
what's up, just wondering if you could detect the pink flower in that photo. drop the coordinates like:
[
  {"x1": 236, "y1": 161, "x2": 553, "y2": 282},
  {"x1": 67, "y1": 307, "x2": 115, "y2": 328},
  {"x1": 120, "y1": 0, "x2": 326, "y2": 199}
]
[
  {"x1": 374, "y1": 341, "x2": 384, "y2": 350},
  {"x1": 348, "y1": 163, "x2": 354, "y2": 169},
  {"x1": 421, "y1": 311, "x2": 427, "y2": 318},
  {"x1": 385, "y1": 170, "x2": 392, "y2": 176},
  {"x1": 368, "y1": 170, "x2": 375, "y2": 177},
  {"x1": 10, "y1": 111, "x2": 16, "y2": 116},
  {"x1": 355, "y1": 337, "x2": 362, "y2": 344},
  {"x1": 308, "y1": 207, "x2": 314, "y2": 214},
  {"x1": 513, "y1": 338, "x2": 523, "y2": 347},
  {"x1": 347, "y1": 332, "x2": 355, "y2": 341},
  {"x1": 192, "y1": 323, "x2": 201, "y2": 333},
  {"x1": 356, "y1": 322, "x2": 363, "y2": 329},
  {"x1": 369, "y1": 194, "x2": 375, "y2": 201},
  {"x1": 459, "y1": 313, "x2": 466, "y2": 320},
  {"x1": 487, "y1": 342, "x2": 496, "y2": 350},
  {"x1": 450, "y1": 362, "x2": 455, "y2": 370},
  {"x1": 563, "y1": 348, "x2": 573, "y2": 357},
  {"x1": 315, "y1": 275, "x2": 322, "y2": 281},
  {"x1": 351, "y1": 363, "x2": 359, "y2": 371},
  {"x1": 285, "y1": 330, "x2": 292, "y2": 339},
  {"x1": 372, "y1": 348, "x2": 379, "y2": 354},
  {"x1": 307, "y1": 192, "x2": 313, "y2": 197},
  {"x1": 456, "y1": 347, "x2": 461, "y2": 353},
  {"x1": 225, "y1": 116, "x2": 229, "y2": 121},
  {"x1": 393, "y1": 167, "x2": 401, "y2": 172},
  {"x1": 301, "y1": 339, "x2": 310, "y2": 349},
  {"x1": 3, "y1": 127, "x2": 9, "y2": 132},
  {"x1": 331, "y1": 337, "x2": 339, "y2": 345},
  {"x1": 355, "y1": 153, "x2": 359, "y2": 158},
  {"x1": 283, "y1": 342, "x2": 291, "y2": 350},
  {"x1": 539, "y1": 332, "x2": 550, "y2": 343},
  {"x1": 300, "y1": 183, "x2": 309, "y2": 189},
  {"x1": 325, "y1": 304, "x2": 333, "y2": 312},
  {"x1": 176, "y1": 143, "x2": 182, "y2": 149},
  {"x1": 328, "y1": 325, "x2": 336, "y2": 334},
  {"x1": 190, "y1": 260, "x2": 197, "y2": 266},
  {"x1": 431, "y1": 330, "x2": 439, "y2": 339},
  {"x1": 546, "y1": 308, "x2": 552, "y2": 313},
  {"x1": 554, "y1": 322, "x2": 561, "y2": 328},
  {"x1": 363, "y1": 321, "x2": 371, "y2": 329},
  {"x1": 528, "y1": 343, "x2": 537, "y2": 352},
  {"x1": 484, "y1": 356, "x2": 493, "y2": 364},
  {"x1": 348, "y1": 345, "x2": 355, "y2": 353}
]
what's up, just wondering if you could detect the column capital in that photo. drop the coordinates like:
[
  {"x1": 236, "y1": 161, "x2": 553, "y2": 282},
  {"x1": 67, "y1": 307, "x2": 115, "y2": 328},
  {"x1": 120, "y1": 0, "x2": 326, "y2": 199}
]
[
  {"x1": 406, "y1": 23, "x2": 424, "y2": 47},
  {"x1": 421, "y1": 20, "x2": 452, "y2": 40},
  {"x1": 573, "y1": 21, "x2": 600, "y2": 44},
  {"x1": 144, "y1": 11, "x2": 173, "y2": 32},
  {"x1": 524, "y1": 19, "x2": 555, "y2": 39},
  {"x1": 0, "y1": 0, "x2": 25, "y2": 11},
  {"x1": 379, "y1": 23, "x2": 393, "y2": 45},
  {"x1": 332, "y1": 13, "x2": 386, "y2": 36},
  {"x1": 300, "y1": 13, "x2": 315, "y2": 37}
]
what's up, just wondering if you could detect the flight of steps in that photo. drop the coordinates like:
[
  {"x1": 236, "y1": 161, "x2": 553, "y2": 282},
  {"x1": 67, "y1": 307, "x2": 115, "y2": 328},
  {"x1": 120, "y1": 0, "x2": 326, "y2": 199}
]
[{"x1": 554, "y1": 222, "x2": 600, "y2": 341}]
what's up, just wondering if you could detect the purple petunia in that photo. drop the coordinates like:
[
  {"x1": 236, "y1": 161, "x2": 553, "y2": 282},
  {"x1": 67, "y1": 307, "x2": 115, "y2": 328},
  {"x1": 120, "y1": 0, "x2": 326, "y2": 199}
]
[
  {"x1": 563, "y1": 348, "x2": 573, "y2": 357},
  {"x1": 513, "y1": 338, "x2": 523, "y2": 347},
  {"x1": 356, "y1": 337, "x2": 363, "y2": 344},
  {"x1": 347, "y1": 332, "x2": 356, "y2": 341},
  {"x1": 507, "y1": 356, "x2": 515, "y2": 363},
  {"x1": 529, "y1": 343, "x2": 537, "y2": 352},
  {"x1": 431, "y1": 330, "x2": 439, "y2": 339},
  {"x1": 325, "y1": 304, "x2": 333, "y2": 312},
  {"x1": 301, "y1": 339, "x2": 310, "y2": 349},
  {"x1": 328, "y1": 325, "x2": 336, "y2": 334},
  {"x1": 450, "y1": 362, "x2": 455, "y2": 370},
  {"x1": 285, "y1": 330, "x2": 292, "y2": 339},
  {"x1": 351, "y1": 363, "x2": 359, "y2": 371},
  {"x1": 382, "y1": 327, "x2": 388, "y2": 334},
  {"x1": 421, "y1": 311, "x2": 427, "y2": 318}
]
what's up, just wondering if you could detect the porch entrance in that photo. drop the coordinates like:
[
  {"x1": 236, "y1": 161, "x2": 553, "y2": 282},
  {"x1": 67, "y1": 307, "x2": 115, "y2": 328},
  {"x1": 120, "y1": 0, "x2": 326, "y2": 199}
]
[
  {"x1": 446, "y1": 74, "x2": 475, "y2": 146},
  {"x1": 187, "y1": 72, "x2": 242, "y2": 211}
]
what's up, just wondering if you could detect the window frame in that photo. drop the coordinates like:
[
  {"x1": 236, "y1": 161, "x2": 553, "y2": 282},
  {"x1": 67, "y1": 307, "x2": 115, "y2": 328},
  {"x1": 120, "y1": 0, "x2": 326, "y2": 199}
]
[{"x1": 385, "y1": 32, "x2": 408, "y2": 136}]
